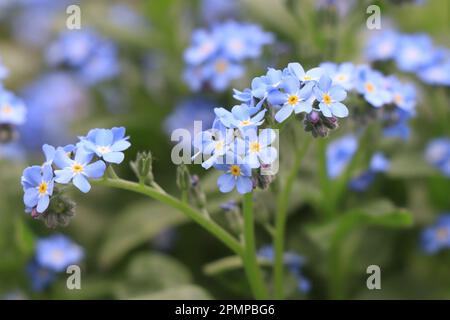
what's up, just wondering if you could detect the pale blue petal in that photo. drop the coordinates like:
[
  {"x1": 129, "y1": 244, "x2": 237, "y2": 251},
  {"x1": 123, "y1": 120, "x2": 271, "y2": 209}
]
[
  {"x1": 267, "y1": 90, "x2": 286, "y2": 106},
  {"x1": 319, "y1": 103, "x2": 333, "y2": 117},
  {"x1": 275, "y1": 105, "x2": 293, "y2": 123},
  {"x1": 258, "y1": 129, "x2": 276, "y2": 146},
  {"x1": 331, "y1": 102, "x2": 349, "y2": 118},
  {"x1": 103, "y1": 151, "x2": 125, "y2": 164},
  {"x1": 236, "y1": 176, "x2": 253, "y2": 194},
  {"x1": 84, "y1": 161, "x2": 106, "y2": 178},
  {"x1": 24, "y1": 188, "x2": 39, "y2": 207},
  {"x1": 259, "y1": 147, "x2": 278, "y2": 164},
  {"x1": 37, "y1": 196, "x2": 50, "y2": 213},
  {"x1": 111, "y1": 140, "x2": 131, "y2": 152},
  {"x1": 318, "y1": 75, "x2": 332, "y2": 91},
  {"x1": 217, "y1": 173, "x2": 236, "y2": 193},
  {"x1": 329, "y1": 85, "x2": 347, "y2": 101},
  {"x1": 294, "y1": 101, "x2": 313, "y2": 114},
  {"x1": 95, "y1": 129, "x2": 114, "y2": 146},
  {"x1": 53, "y1": 148, "x2": 73, "y2": 169},
  {"x1": 111, "y1": 127, "x2": 126, "y2": 141},
  {"x1": 73, "y1": 174, "x2": 91, "y2": 193},
  {"x1": 54, "y1": 169, "x2": 73, "y2": 184},
  {"x1": 74, "y1": 149, "x2": 94, "y2": 165}
]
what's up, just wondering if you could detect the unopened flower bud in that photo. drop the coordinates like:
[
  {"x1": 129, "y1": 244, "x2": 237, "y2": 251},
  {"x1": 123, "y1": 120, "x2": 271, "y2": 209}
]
[
  {"x1": 176, "y1": 164, "x2": 191, "y2": 192},
  {"x1": 130, "y1": 151, "x2": 154, "y2": 184},
  {"x1": 36, "y1": 193, "x2": 76, "y2": 228}
]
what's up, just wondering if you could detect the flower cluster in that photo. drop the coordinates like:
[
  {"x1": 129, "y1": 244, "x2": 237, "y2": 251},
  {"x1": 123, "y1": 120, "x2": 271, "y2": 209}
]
[
  {"x1": 46, "y1": 29, "x2": 120, "y2": 85},
  {"x1": 258, "y1": 245, "x2": 311, "y2": 294},
  {"x1": 326, "y1": 134, "x2": 390, "y2": 191},
  {"x1": 425, "y1": 138, "x2": 450, "y2": 177},
  {"x1": 27, "y1": 234, "x2": 84, "y2": 292},
  {"x1": 0, "y1": 58, "x2": 27, "y2": 145},
  {"x1": 183, "y1": 20, "x2": 273, "y2": 92},
  {"x1": 421, "y1": 214, "x2": 450, "y2": 254},
  {"x1": 192, "y1": 62, "x2": 353, "y2": 194},
  {"x1": 20, "y1": 127, "x2": 131, "y2": 225},
  {"x1": 366, "y1": 30, "x2": 450, "y2": 86},
  {"x1": 320, "y1": 62, "x2": 417, "y2": 140}
]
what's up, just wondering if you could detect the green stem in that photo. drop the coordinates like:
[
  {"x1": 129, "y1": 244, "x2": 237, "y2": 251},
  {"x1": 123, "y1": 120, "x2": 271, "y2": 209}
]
[
  {"x1": 92, "y1": 178, "x2": 244, "y2": 257},
  {"x1": 242, "y1": 193, "x2": 269, "y2": 299},
  {"x1": 273, "y1": 137, "x2": 311, "y2": 299},
  {"x1": 317, "y1": 138, "x2": 334, "y2": 219}
]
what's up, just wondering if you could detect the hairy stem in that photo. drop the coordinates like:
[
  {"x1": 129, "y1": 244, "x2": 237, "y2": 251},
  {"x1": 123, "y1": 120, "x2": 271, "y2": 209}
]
[{"x1": 93, "y1": 178, "x2": 244, "y2": 257}]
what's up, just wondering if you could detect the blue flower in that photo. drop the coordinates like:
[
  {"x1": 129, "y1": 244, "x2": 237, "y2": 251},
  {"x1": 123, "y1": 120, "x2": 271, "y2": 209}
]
[
  {"x1": 355, "y1": 67, "x2": 393, "y2": 107},
  {"x1": 35, "y1": 234, "x2": 84, "y2": 272},
  {"x1": 241, "y1": 128, "x2": 278, "y2": 168},
  {"x1": 183, "y1": 21, "x2": 273, "y2": 92},
  {"x1": 383, "y1": 108, "x2": 412, "y2": 141},
  {"x1": 320, "y1": 62, "x2": 356, "y2": 90},
  {"x1": 46, "y1": 29, "x2": 120, "y2": 85},
  {"x1": 425, "y1": 138, "x2": 450, "y2": 177},
  {"x1": 214, "y1": 104, "x2": 266, "y2": 130},
  {"x1": 386, "y1": 76, "x2": 417, "y2": 114},
  {"x1": 421, "y1": 214, "x2": 450, "y2": 254},
  {"x1": 349, "y1": 152, "x2": 390, "y2": 192},
  {"x1": 42, "y1": 144, "x2": 75, "y2": 166},
  {"x1": 215, "y1": 162, "x2": 253, "y2": 194},
  {"x1": 258, "y1": 245, "x2": 311, "y2": 294},
  {"x1": 54, "y1": 148, "x2": 106, "y2": 193},
  {"x1": 0, "y1": 89, "x2": 26, "y2": 126},
  {"x1": 184, "y1": 29, "x2": 219, "y2": 66},
  {"x1": 394, "y1": 34, "x2": 436, "y2": 72},
  {"x1": 313, "y1": 75, "x2": 348, "y2": 118},
  {"x1": 21, "y1": 165, "x2": 54, "y2": 213},
  {"x1": 77, "y1": 127, "x2": 131, "y2": 164},
  {"x1": 19, "y1": 72, "x2": 88, "y2": 151},
  {"x1": 26, "y1": 261, "x2": 56, "y2": 292},
  {"x1": 268, "y1": 77, "x2": 314, "y2": 123},
  {"x1": 365, "y1": 30, "x2": 400, "y2": 62},
  {"x1": 326, "y1": 135, "x2": 358, "y2": 179},
  {"x1": 418, "y1": 61, "x2": 450, "y2": 86},
  {"x1": 193, "y1": 120, "x2": 235, "y2": 169},
  {"x1": 164, "y1": 97, "x2": 216, "y2": 147},
  {"x1": 202, "y1": 57, "x2": 244, "y2": 92},
  {"x1": 286, "y1": 63, "x2": 324, "y2": 83}
]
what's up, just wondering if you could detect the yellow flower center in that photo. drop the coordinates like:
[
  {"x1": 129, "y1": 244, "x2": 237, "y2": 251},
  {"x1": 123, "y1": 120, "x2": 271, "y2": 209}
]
[
  {"x1": 287, "y1": 95, "x2": 299, "y2": 106},
  {"x1": 38, "y1": 182, "x2": 48, "y2": 194},
  {"x1": 336, "y1": 74, "x2": 347, "y2": 82},
  {"x1": 365, "y1": 82, "x2": 375, "y2": 93},
  {"x1": 323, "y1": 94, "x2": 332, "y2": 105},
  {"x1": 394, "y1": 94, "x2": 403, "y2": 104},
  {"x1": 250, "y1": 141, "x2": 261, "y2": 153},
  {"x1": 230, "y1": 165, "x2": 241, "y2": 177},
  {"x1": 215, "y1": 140, "x2": 224, "y2": 151},
  {"x1": 436, "y1": 228, "x2": 449, "y2": 241},
  {"x1": 240, "y1": 120, "x2": 252, "y2": 126},
  {"x1": 1, "y1": 104, "x2": 12, "y2": 114},
  {"x1": 303, "y1": 75, "x2": 312, "y2": 81},
  {"x1": 215, "y1": 60, "x2": 228, "y2": 73},
  {"x1": 72, "y1": 163, "x2": 84, "y2": 173}
]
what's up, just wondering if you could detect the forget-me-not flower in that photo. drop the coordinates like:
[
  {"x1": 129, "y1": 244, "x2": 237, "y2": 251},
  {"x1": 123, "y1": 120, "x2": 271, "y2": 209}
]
[
  {"x1": 241, "y1": 128, "x2": 278, "y2": 168},
  {"x1": 35, "y1": 234, "x2": 84, "y2": 272},
  {"x1": 326, "y1": 135, "x2": 358, "y2": 179},
  {"x1": 215, "y1": 162, "x2": 253, "y2": 194},
  {"x1": 313, "y1": 75, "x2": 348, "y2": 118},
  {"x1": 54, "y1": 148, "x2": 106, "y2": 193},
  {"x1": 21, "y1": 165, "x2": 54, "y2": 213},
  {"x1": 77, "y1": 127, "x2": 131, "y2": 164},
  {"x1": 421, "y1": 214, "x2": 450, "y2": 254},
  {"x1": 0, "y1": 89, "x2": 26, "y2": 126}
]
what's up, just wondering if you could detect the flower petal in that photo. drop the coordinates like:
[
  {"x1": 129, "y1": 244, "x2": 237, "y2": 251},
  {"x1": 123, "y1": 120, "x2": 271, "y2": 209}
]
[
  {"x1": 217, "y1": 173, "x2": 236, "y2": 193},
  {"x1": 84, "y1": 160, "x2": 106, "y2": 178},
  {"x1": 73, "y1": 174, "x2": 91, "y2": 193},
  {"x1": 236, "y1": 176, "x2": 253, "y2": 194},
  {"x1": 275, "y1": 105, "x2": 293, "y2": 123}
]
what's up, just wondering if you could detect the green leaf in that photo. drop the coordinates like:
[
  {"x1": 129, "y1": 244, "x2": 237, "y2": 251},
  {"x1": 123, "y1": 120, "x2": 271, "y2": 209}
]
[
  {"x1": 114, "y1": 252, "x2": 192, "y2": 299},
  {"x1": 129, "y1": 285, "x2": 212, "y2": 300},
  {"x1": 307, "y1": 199, "x2": 413, "y2": 251},
  {"x1": 98, "y1": 201, "x2": 187, "y2": 268}
]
